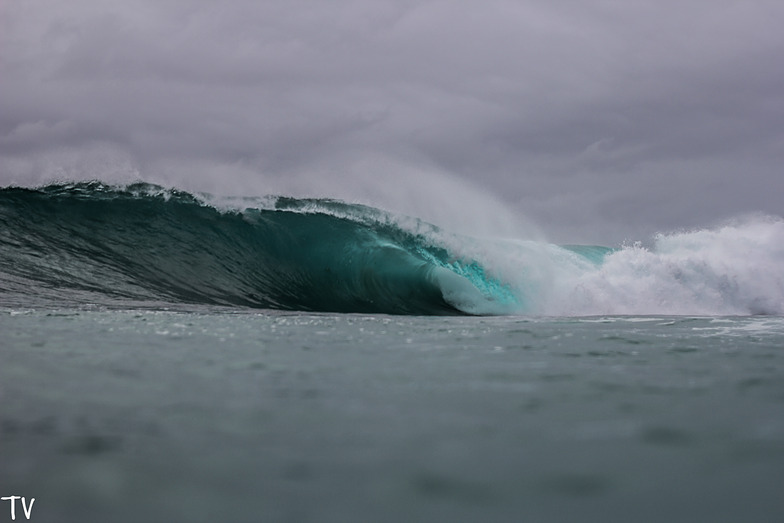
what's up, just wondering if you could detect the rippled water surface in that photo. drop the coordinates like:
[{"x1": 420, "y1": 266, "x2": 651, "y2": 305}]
[{"x1": 2, "y1": 309, "x2": 784, "y2": 522}]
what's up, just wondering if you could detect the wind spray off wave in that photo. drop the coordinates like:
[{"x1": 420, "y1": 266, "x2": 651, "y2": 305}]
[{"x1": 0, "y1": 182, "x2": 782, "y2": 316}]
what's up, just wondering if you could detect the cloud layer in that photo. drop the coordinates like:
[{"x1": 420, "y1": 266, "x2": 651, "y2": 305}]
[{"x1": 2, "y1": 0, "x2": 783, "y2": 243}]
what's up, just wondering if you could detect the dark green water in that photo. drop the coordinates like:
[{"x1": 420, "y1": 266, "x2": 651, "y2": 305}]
[{"x1": 2, "y1": 309, "x2": 783, "y2": 522}]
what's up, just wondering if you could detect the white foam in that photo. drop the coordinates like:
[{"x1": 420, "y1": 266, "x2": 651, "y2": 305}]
[
  {"x1": 530, "y1": 215, "x2": 784, "y2": 316},
  {"x1": 421, "y1": 214, "x2": 784, "y2": 316}
]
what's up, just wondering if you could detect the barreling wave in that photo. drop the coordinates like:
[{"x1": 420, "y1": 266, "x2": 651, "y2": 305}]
[
  {"x1": 0, "y1": 182, "x2": 524, "y2": 315},
  {"x1": 1, "y1": 182, "x2": 783, "y2": 316}
]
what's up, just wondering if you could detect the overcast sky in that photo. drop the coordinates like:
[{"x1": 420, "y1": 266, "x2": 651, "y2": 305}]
[{"x1": 2, "y1": 0, "x2": 783, "y2": 243}]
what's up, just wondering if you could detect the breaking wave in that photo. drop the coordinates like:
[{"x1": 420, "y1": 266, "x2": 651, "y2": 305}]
[{"x1": 1, "y1": 182, "x2": 782, "y2": 316}]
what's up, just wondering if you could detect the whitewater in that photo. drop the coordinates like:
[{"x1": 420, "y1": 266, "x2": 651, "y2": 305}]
[{"x1": 3, "y1": 181, "x2": 784, "y2": 523}]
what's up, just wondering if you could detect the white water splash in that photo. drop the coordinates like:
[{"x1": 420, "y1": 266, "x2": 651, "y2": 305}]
[{"x1": 497, "y1": 215, "x2": 784, "y2": 316}]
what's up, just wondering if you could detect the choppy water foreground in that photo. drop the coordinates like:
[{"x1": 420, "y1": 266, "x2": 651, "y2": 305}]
[{"x1": 2, "y1": 309, "x2": 783, "y2": 522}]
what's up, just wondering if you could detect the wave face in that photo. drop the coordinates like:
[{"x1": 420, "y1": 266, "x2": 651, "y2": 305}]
[
  {"x1": 0, "y1": 182, "x2": 521, "y2": 315},
  {"x1": 1, "y1": 182, "x2": 783, "y2": 316}
]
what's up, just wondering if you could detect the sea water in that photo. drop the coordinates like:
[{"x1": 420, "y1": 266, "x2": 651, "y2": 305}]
[
  {"x1": 2, "y1": 183, "x2": 784, "y2": 522},
  {"x1": 2, "y1": 310, "x2": 784, "y2": 522}
]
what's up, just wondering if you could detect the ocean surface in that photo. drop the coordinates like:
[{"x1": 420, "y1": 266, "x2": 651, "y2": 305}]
[{"x1": 2, "y1": 183, "x2": 784, "y2": 522}]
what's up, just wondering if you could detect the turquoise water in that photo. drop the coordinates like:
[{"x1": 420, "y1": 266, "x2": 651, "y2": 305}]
[
  {"x1": 2, "y1": 309, "x2": 784, "y2": 522},
  {"x1": 0, "y1": 183, "x2": 510, "y2": 315}
]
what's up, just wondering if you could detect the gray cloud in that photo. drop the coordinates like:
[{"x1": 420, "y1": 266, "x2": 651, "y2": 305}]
[{"x1": 2, "y1": 0, "x2": 783, "y2": 243}]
